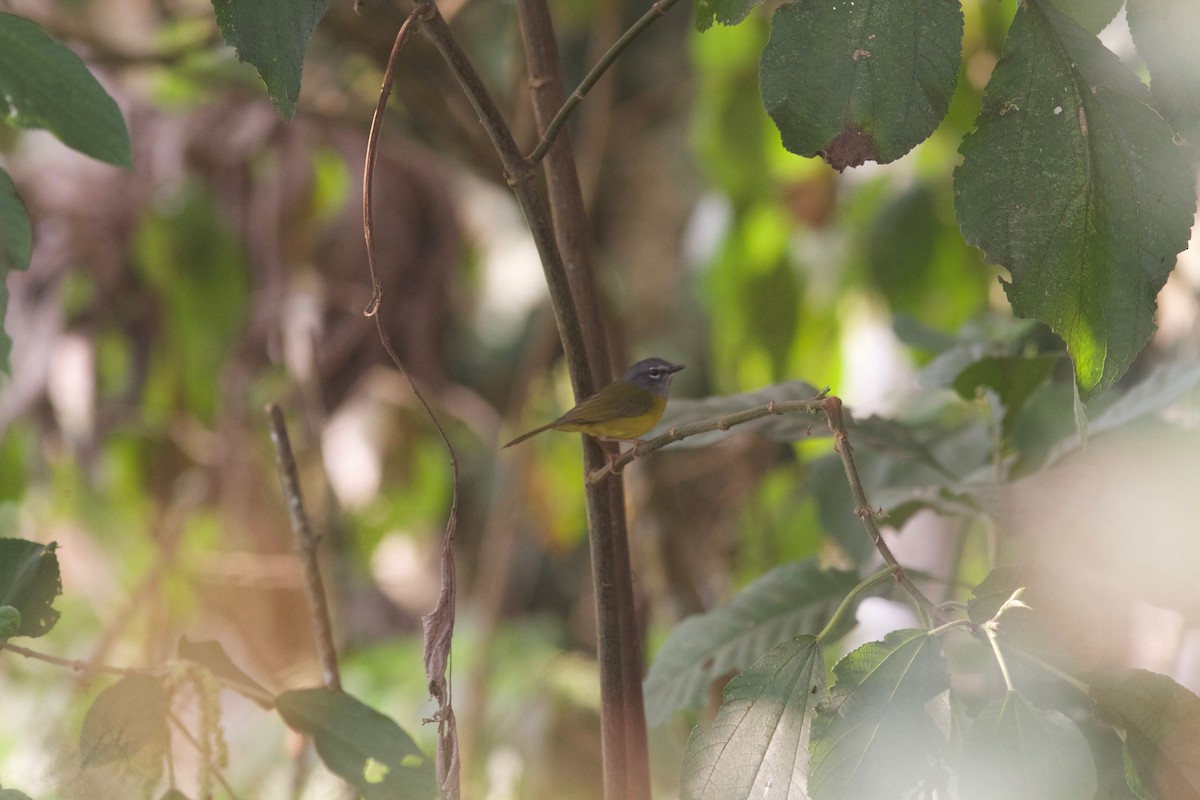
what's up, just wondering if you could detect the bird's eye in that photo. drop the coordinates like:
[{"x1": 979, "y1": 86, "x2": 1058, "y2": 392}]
[{"x1": 649, "y1": 368, "x2": 663, "y2": 379}]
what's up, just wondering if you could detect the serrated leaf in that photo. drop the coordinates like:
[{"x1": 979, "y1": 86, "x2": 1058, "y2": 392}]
[
  {"x1": 1091, "y1": 669, "x2": 1200, "y2": 800},
  {"x1": 760, "y1": 0, "x2": 963, "y2": 170},
  {"x1": 178, "y1": 636, "x2": 273, "y2": 708},
  {"x1": 809, "y1": 629, "x2": 949, "y2": 800},
  {"x1": 952, "y1": 355, "x2": 1059, "y2": 439},
  {"x1": 211, "y1": 0, "x2": 335, "y2": 119},
  {"x1": 959, "y1": 690, "x2": 1097, "y2": 800},
  {"x1": 1127, "y1": 0, "x2": 1200, "y2": 148},
  {"x1": 0, "y1": 13, "x2": 131, "y2": 166},
  {"x1": 954, "y1": 1, "x2": 1196, "y2": 394},
  {"x1": 681, "y1": 636, "x2": 823, "y2": 800},
  {"x1": 276, "y1": 687, "x2": 436, "y2": 799},
  {"x1": 79, "y1": 674, "x2": 167, "y2": 765},
  {"x1": 644, "y1": 560, "x2": 858, "y2": 726},
  {"x1": 0, "y1": 538, "x2": 61, "y2": 638}
]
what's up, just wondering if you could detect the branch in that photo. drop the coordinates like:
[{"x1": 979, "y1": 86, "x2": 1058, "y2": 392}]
[
  {"x1": 821, "y1": 396, "x2": 936, "y2": 617},
  {"x1": 527, "y1": 0, "x2": 687, "y2": 165},
  {"x1": 586, "y1": 393, "x2": 830, "y2": 482},
  {"x1": 1, "y1": 642, "x2": 146, "y2": 676},
  {"x1": 266, "y1": 404, "x2": 342, "y2": 691}
]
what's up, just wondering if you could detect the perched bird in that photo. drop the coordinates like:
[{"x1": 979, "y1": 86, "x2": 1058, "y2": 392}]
[{"x1": 504, "y1": 358, "x2": 685, "y2": 448}]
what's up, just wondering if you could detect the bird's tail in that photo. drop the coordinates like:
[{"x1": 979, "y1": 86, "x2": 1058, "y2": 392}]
[{"x1": 503, "y1": 423, "x2": 555, "y2": 448}]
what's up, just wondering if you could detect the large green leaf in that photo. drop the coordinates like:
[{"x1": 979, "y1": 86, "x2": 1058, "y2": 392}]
[
  {"x1": 276, "y1": 687, "x2": 437, "y2": 799},
  {"x1": 0, "y1": 538, "x2": 61, "y2": 638},
  {"x1": 809, "y1": 629, "x2": 949, "y2": 800},
  {"x1": 954, "y1": 0, "x2": 1196, "y2": 394},
  {"x1": 1127, "y1": 0, "x2": 1200, "y2": 148},
  {"x1": 959, "y1": 690, "x2": 1097, "y2": 800},
  {"x1": 1091, "y1": 669, "x2": 1200, "y2": 800},
  {"x1": 0, "y1": 13, "x2": 130, "y2": 167},
  {"x1": 760, "y1": 0, "x2": 963, "y2": 170},
  {"x1": 1046, "y1": 0, "x2": 1124, "y2": 34},
  {"x1": 693, "y1": 0, "x2": 762, "y2": 32},
  {"x1": 681, "y1": 636, "x2": 823, "y2": 800},
  {"x1": 211, "y1": 0, "x2": 335, "y2": 119},
  {"x1": 79, "y1": 674, "x2": 167, "y2": 765},
  {"x1": 644, "y1": 559, "x2": 858, "y2": 726}
]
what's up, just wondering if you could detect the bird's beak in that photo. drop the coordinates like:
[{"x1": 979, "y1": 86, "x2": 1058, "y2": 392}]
[{"x1": 669, "y1": 364, "x2": 685, "y2": 374}]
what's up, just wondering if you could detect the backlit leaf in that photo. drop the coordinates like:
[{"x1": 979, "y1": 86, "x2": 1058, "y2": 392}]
[
  {"x1": 79, "y1": 674, "x2": 167, "y2": 765},
  {"x1": 1127, "y1": 0, "x2": 1200, "y2": 147},
  {"x1": 954, "y1": 1, "x2": 1196, "y2": 394}
]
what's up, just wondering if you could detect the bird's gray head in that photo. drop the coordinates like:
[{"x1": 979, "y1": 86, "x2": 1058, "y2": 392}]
[{"x1": 623, "y1": 358, "x2": 685, "y2": 396}]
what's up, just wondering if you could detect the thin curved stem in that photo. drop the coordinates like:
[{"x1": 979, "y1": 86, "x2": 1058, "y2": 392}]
[
  {"x1": 817, "y1": 565, "x2": 896, "y2": 643},
  {"x1": 527, "y1": 0, "x2": 686, "y2": 165}
]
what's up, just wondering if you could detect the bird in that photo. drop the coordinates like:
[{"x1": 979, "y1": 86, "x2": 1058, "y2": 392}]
[{"x1": 504, "y1": 358, "x2": 685, "y2": 449}]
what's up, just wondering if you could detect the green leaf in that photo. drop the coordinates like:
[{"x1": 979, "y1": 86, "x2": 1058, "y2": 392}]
[
  {"x1": 959, "y1": 690, "x2": 1097, "y2": 800},
  {"x1": 0, "y1": 538, "x2": 61, "y2": 637},
  {"x1": 644, "y1": 559, "x2": 858, "y2": 726},
  {"x1": 1046, "y1": 0, "x2": 1124, "y2": 34},
  {"x1": 158, "y1": 791, "x2": 193, "y2": 800},
  {"x1": 211, "y1": 0, "x2": 335, "y2": 119},
  {"x1": 1127, "y1": 0, "x2": 1200, "y2": 147},
  {"x1": 0, "y1": 605, "x2": 19, "y2": 638},
  {"x1": 0, "y1": 788, "x2": 35, "y2": 800},
  {"x1": 0, "y1": 13, "x2": 131, "y2": 166},
  {"x1": 1091, "y1": 669, "x2": 1200, "y2": 800},
  {"x1": 951, "y1": 355, "x2": 1059, "y2": 439},
  {"x1": 693, "y1": 0, "x2": 762, "y2": 32},
  {"x1": 681, "y1": 636, "x2": 824, "y2": 799},
  {"x1": 0, "y1": 167, "x2": 31, "y2": 375},
  {"x1": 809, "y1": 629, "x2": 949, "y2": 800},
  {"x1": 79, "y1": 674, "x2": 167, "y2": 765},
  {"x1": 760, "y1": 0, "x2": 963, "y2": 170},
  {"x1": 178, "y1": 636, "x2": 273, "y2": 708},
  {"x1": 276, "y1": 687, "x2": 437, "y2": 799},
  {"x1": 954, "y1": 1, "x2": 1196, "y2": 394}
]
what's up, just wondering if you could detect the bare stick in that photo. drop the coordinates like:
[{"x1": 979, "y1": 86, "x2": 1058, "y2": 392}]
[
  {"x1": 266, "y1": 404, "x2": 342, "y2": 691},
  {"x1": 822, "y1": 396, "x2": 936, "y2": 617},
  {"x1": 527, "y1": 0, "x2": 686, "y2": 165},
  {"x1": 2, "y1": 642, "x2": 146, "y2": 676}
]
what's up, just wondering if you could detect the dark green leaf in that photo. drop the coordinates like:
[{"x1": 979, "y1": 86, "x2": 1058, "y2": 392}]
[
  {"x1": 178, "y1": 636, "x2": 273, "y2": 708},
  {"x1": 0, "y1": 13, "x2": 131, "y2": 166},
  {"x1": 681, "y1": 636, "x2": 823, "y2": 799},
  {"x1": 693, "y1": 0, "x2": 761, "y2": 32},
  {"x1": 0, "y1": 606, "x2": 19, "y2": 638},
  {"x1": 0, "y1": 538, "x2": 61, "y2": 637},
  {"x1": 760, "y1": 0, "x2": 963, "y2": 170},
  {"x1": 959, "y1": 690, "x2": 1097, "y2": 800},
  {"x1": 644, "y1": 559, "x2": 858, "y2": 726},
  {"x1": 276, "y1": 687, "x2": 437, "y2": 799},
  {"x1": 1127, "y1": 0, "x2": 1200, "y2": 147},
  {"x1": 0, "y1": 788, "x2": 34, "y2": 800},
  {"x1": 211, "y1": 0, "x2": 335, "y2": 119},
  {"x1": 952, "y1": 355, "x2": 1059, "y2": 439},
  {"x1": 1091, "y1": 669, "x2": 1200, "y2": 800},
  {"x1": 1046, "y1": 0, "x2": 1124, "y2": 34},
  {"x1": 79, "y1": 674, "x2": 167, "y2": 765},
  {"x1": 0, "y1": 167, "x2": 31, "y2": 375},
  {"x1": 954, "y1": 1, "x2": 1196, "y2": 394},
  {"x1": 809, "y1": 629, "x2": 949, "y2": 800}
]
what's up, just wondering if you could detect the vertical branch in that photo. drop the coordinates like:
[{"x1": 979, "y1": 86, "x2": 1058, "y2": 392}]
[
  {"x1": 514, "y1": 1, "x2": 651, "y2": 797},
  {"x1": 266, "y1": 403, "x2": 342, "y2": 691}
]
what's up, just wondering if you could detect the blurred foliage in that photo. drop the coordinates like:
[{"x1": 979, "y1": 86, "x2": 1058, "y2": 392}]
[{"x1": 0, "y1": 0, "x2": 1197, "y2": 797}]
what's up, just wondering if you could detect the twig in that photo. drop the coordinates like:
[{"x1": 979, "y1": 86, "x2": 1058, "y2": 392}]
[
  {"x1": 265, "y1": 404, "x2": 342, "y2": 691},
  {"x1": 816, "y1": 565, "x2": 896, "y2": 642},
  {"x1": 527, "y1": 0, "x2": 686, "y2": 165},
  {"x1": 1, "y1": 642, "x2": 146, "y2": 676},
  {"x1": 822, "y1": 396, "x2": 936, "y2": 617},
  {"x1": 362, "y1": 2, "x2": 434, "y2": 317},
  {"x1": 168, "y1": 710, "x2": 243, "y2": 800},
  {"x1": 587, "y1": 393, "x2": 829, "y2": 483}
]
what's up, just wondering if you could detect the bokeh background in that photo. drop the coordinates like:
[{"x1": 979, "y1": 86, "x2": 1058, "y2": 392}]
[{"x1": 2, "y1": 0, "x2": 1199, "y2": 797}]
